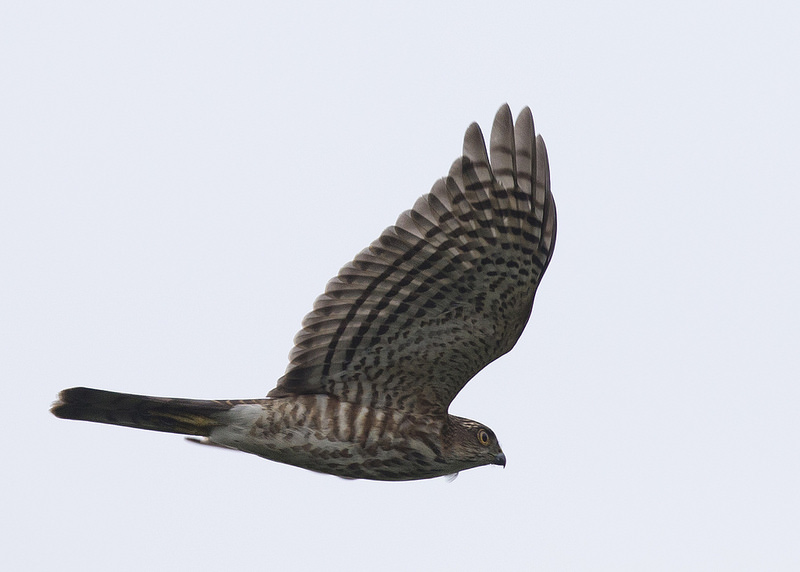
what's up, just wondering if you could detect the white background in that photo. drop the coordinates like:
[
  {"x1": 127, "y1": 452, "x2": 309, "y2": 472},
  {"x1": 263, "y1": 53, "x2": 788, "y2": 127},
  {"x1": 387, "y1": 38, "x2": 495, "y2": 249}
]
[{"x1": 3, "y1": 2, "x2": 799, "y2": 570}]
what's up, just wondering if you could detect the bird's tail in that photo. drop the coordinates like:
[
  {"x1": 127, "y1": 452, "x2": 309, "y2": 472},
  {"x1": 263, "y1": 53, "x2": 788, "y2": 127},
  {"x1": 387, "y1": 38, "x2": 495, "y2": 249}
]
[{"x1": 51, "y1": 387, "x2": 240, "y2": 437}]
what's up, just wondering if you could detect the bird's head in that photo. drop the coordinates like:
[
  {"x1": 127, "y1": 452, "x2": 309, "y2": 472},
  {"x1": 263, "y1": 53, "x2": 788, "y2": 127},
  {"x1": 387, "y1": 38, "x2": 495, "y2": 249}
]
[{"x1": 445, "y1": 415, "x2": 506, "y2": 471}]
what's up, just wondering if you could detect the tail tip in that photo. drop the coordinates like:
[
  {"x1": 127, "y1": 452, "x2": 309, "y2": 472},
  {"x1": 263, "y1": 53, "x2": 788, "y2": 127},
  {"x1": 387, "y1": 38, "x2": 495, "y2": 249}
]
[{"x1": 50, "y1": 387, "x2": 98, "y2": 420}]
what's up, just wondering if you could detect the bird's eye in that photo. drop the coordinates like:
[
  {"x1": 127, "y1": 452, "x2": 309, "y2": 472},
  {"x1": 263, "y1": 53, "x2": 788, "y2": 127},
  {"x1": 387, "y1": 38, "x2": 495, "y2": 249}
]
[{"x1": 477, "y1": 429, "x2": 490, "y2": 446}]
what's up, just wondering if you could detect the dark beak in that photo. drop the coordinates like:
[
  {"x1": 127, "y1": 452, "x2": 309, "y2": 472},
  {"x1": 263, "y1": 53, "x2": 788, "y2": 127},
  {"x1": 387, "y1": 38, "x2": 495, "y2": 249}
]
[{"x1": 493, "y1": 452, "x2": 506, "y2": 467}]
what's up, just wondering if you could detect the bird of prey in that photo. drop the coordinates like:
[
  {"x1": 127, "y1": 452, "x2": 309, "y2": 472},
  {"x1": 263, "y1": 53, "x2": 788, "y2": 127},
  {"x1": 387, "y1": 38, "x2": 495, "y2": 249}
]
[{"x1": 51, "y1": 104, "x2": 556, "y2": 481}]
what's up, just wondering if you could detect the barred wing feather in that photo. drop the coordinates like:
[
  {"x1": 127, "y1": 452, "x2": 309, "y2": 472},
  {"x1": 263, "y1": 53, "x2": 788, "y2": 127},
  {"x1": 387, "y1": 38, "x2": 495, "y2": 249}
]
[{"x1": 268, "y1": 105, "x2": 556, "y2": 415}]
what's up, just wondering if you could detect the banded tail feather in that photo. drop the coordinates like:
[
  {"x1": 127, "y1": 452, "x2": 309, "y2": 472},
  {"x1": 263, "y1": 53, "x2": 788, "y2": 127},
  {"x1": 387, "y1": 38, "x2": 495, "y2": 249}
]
[{"x1": 51, "y1": 387, "x2": 238, "y2": 436}]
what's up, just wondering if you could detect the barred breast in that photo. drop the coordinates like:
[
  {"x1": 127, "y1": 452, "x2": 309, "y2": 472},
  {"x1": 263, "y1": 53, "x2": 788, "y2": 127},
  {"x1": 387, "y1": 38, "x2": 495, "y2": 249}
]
[{"x1": 210, "y1": 395, "x2": 451, "y2": 481}]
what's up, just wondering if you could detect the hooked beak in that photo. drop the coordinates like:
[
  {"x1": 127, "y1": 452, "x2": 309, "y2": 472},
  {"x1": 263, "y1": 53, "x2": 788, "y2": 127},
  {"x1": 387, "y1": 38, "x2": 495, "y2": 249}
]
[{"x1": 493, "y1": 452, "x2": 506, "y2": 468}]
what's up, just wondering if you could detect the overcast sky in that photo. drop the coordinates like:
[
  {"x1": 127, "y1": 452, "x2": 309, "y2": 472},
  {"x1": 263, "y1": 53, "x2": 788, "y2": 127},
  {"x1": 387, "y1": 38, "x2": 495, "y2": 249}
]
[{"x1": 3, "y1": 1, "x2": 799, "y2": 570}]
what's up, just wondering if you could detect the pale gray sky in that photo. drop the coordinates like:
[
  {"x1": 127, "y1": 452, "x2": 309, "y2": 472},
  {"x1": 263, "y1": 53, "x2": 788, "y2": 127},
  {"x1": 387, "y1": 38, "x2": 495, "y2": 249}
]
[{"x1": 3, "y1": 1, "x2": 799, "y2": 570}]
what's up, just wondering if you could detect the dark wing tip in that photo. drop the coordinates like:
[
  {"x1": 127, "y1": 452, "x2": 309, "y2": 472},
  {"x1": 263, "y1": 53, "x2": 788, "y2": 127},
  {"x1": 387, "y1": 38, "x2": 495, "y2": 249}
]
[
  {"x1": 490, "y1": 104, "x2": 517, "y2": 186},
  {"x1": 462, "y1": 122, "x2": 489, "y2": 164},
  {"x1": 491, "y1": 104, "x2": 513, "y2": 137}
]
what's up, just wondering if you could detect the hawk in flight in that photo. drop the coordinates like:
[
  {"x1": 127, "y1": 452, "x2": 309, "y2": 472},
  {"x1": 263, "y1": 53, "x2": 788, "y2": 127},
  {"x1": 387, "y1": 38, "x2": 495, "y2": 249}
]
[{"x1": 52, "y1": 104, "x2": 557, "y2": 481}]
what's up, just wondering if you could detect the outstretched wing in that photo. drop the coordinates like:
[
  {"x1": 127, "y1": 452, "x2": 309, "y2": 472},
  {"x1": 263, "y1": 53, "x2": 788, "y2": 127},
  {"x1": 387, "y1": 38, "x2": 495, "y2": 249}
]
[{"x1": 268, "y1": 105, "x2": 556, "y2": 415}]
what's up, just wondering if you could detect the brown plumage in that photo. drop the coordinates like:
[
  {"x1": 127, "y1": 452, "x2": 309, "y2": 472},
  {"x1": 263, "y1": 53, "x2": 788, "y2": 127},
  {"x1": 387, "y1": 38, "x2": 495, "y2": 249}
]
[{"x1": 51, "y1": 104, "x2": 556, "y2": 481}]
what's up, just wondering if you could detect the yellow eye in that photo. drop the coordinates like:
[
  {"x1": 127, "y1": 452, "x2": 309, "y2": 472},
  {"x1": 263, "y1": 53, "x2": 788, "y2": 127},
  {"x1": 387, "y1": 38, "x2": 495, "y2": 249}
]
[{"x1": 477, "y1": 429, "x2": 490, "y2": 446}]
